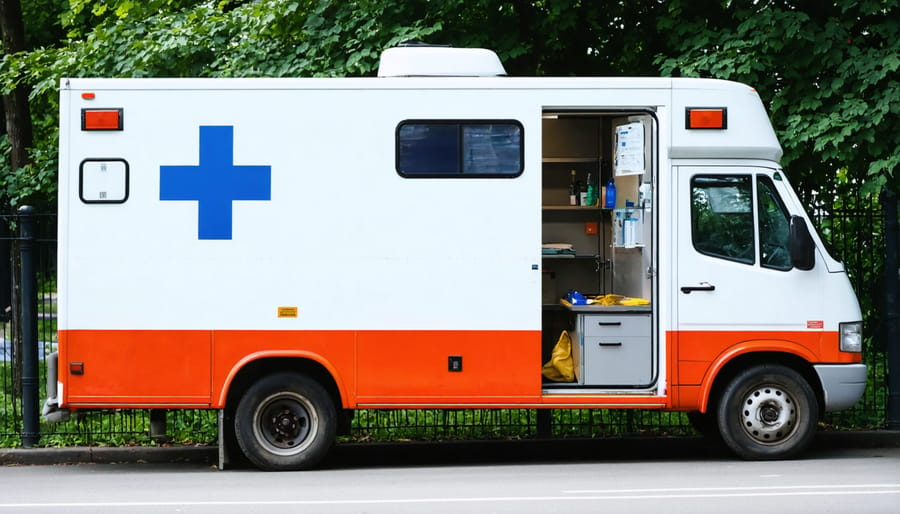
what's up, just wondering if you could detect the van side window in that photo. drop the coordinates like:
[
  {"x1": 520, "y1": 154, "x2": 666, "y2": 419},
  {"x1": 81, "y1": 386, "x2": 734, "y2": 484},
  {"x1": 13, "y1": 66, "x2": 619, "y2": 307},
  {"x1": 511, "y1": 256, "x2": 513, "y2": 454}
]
[
  {"x1": 757, "y1": 176, "x2": 792, "y2": 270},
  {"x1": 690, "y1": 175, "x2": 754, "y2": 264},
  {"x1": 396, "y1": 121, "x2": 523, "y2": 177}
]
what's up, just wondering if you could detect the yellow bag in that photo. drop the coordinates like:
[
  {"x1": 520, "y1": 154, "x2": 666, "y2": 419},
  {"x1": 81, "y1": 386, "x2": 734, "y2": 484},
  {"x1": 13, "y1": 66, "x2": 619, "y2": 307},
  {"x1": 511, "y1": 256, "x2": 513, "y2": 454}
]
[{"x1": 541, "y1": 330, "x2": 575, "y2": 382}]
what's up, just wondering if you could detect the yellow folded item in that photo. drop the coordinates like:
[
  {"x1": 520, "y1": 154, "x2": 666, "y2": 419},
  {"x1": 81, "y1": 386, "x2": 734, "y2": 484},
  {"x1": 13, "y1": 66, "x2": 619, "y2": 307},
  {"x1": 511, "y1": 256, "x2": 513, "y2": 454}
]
[
  {"x1": 542, "y1": 330, "x2": 575, "y2": 382},
  {"x1": 592, "y1": 294, "x2": 624, "y2": 306},
  {"x1": 589, "y1": 294, "x2": 650, "y2": 306}
]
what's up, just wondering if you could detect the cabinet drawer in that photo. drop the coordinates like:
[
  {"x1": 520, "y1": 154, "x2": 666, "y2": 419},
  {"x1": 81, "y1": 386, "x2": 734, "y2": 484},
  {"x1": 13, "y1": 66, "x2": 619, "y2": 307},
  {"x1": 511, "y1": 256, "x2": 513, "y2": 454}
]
[
  {"x1": 581, "y1": 314, "x2": 650, "y2": 338},
  {"x1": 581, "y1": 336, "x2": 652, "y2": 386}
]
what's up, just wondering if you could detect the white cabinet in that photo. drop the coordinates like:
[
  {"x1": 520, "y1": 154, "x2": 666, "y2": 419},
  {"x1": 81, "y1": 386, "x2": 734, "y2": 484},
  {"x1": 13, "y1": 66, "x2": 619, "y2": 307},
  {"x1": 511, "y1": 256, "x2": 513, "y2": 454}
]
[{"x1": 572, "y1": 312, "x2": 652, "y2": 387}]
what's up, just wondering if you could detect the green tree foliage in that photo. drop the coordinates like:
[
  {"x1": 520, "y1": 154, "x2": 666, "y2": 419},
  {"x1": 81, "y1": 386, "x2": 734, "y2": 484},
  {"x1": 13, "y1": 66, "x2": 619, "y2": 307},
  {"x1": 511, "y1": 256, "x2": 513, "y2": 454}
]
[
  {"x1": 0, "y1": 0, "x2": 445, "y2": 208},
  {"x1": 0, "y1": 0, "x2": 896, "y2": 209},
  {"x1": 655, "y1": 0, "x2": 899, "y2": 198},
  {"x1": 652, "y1": 2, "x2": 897, "y2": 348},
  {"x1": 22, "y1": 0, "x2": 66, "y2": 48}
]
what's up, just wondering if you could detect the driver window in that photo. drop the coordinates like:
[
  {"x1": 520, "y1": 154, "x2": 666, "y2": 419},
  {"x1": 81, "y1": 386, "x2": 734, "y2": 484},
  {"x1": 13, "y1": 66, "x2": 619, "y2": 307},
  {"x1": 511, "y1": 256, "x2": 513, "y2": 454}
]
[
  {"x1": 690, "y1": 175, "x2": 755, "y2": 265},
  {"x1": 757, "y1": 176, "x2": 792, "y2": 270}
]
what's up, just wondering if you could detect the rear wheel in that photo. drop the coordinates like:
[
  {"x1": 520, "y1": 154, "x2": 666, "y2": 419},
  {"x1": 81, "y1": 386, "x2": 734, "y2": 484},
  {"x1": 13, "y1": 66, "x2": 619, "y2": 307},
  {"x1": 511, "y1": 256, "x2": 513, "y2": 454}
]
[
  {"x1": 234, "y1": 372, "x2": 336, "y2": 471},
  {"x1": 717, "y1": 364, "x2": 818, "y2": 460}
]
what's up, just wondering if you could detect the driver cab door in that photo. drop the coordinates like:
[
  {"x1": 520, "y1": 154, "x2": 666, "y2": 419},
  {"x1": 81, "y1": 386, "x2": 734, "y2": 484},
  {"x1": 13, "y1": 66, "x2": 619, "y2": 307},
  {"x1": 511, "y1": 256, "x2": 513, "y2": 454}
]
[{"x1": 675, "y1": 166, "x2": 824, "y2": 366}]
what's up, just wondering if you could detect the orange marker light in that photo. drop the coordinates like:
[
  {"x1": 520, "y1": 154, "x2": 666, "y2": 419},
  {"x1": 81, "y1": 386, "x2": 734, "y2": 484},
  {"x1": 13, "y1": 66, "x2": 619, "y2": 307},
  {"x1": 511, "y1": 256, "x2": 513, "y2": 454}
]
[
  {"x1": 686, "y1": 107, "x2": 727, "y2": 129},
  {"x1": 82, "y1": 108, "x2": 123, "y2": 131},
  {"x1": 81, "y1": 92, "x2": 96, "y2": 100}
]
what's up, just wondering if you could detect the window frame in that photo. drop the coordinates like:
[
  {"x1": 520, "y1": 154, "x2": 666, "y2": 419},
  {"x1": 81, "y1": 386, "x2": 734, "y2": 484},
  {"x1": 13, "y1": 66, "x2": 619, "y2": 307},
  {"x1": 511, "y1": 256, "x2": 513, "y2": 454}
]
[
  {"x1": 79, "y1": 158, "x2": 130, "y2": 204},
  {"x1": 395, "y1": 119, "x2": 524, "y2": 178},
  {"x1": 756, "y1": 174, "x2": 794, "y2": 271}
]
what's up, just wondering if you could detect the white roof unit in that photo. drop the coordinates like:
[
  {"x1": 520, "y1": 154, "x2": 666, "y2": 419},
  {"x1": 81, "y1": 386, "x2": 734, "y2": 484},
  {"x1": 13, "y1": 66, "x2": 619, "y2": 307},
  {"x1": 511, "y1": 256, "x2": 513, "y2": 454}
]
[{"x1": 377, "y1": 46, "x2": 507, "y2": 77}]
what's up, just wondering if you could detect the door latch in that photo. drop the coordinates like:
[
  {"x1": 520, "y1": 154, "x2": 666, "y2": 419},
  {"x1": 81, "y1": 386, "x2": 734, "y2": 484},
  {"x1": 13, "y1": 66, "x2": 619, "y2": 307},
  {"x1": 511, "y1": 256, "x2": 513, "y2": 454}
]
[{"x1": 680, "y1": 282, "x2": 716, "y2": 294}]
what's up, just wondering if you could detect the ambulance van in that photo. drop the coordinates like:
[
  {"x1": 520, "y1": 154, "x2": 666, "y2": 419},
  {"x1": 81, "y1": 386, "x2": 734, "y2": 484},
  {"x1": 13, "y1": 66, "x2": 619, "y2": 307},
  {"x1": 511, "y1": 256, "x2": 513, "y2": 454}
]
[{"x1": 44, "y1": 46, "x2": 866, "y2": 470}]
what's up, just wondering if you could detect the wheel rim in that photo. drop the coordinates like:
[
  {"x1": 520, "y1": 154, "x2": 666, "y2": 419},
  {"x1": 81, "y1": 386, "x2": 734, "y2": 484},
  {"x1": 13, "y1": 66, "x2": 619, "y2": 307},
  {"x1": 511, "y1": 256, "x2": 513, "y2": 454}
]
[
  {"x1": 739, "y1": 384, "x2": 798, "y2": 445},
  {"x1": 253, "y1": 391, "x2": 318, "y2": 456}
]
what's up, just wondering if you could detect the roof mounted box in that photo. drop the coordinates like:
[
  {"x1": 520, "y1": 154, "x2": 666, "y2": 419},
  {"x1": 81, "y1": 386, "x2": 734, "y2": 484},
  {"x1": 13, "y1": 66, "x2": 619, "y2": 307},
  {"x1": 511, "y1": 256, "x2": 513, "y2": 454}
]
[{"x1": 377, "y1": 46, "x2": 507, "y2": 77}]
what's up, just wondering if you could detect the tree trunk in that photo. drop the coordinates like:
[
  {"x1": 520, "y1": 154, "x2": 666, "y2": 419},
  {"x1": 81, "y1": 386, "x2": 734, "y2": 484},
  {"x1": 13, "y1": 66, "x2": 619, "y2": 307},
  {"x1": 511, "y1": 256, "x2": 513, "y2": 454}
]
[{"x1": 0, "y1": 0, "x2": 33, "y2": 190}]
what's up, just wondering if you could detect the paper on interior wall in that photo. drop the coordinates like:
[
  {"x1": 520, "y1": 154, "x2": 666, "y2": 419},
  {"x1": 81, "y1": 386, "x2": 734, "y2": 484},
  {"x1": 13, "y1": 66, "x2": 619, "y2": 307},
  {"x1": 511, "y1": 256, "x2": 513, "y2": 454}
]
[{"x1": 615, "y1": 122, "x2": 645, "y2": 175}]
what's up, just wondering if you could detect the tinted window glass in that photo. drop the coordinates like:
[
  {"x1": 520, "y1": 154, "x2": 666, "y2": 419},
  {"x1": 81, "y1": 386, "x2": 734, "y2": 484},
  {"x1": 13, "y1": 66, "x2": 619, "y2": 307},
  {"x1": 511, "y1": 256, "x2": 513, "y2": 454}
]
[
  {"x1": 397, "y1": 121, "x2": 523, "y2": 177},
  {"x1": 397, "y1": 124, "x2": 459, "y2": 175},
  {"x1": 691, "y1": 175, "x2": 755, "y2": 264},
  {"x1": 757, "y1": 176, "x2": 792, "y2": 270},
  {"x1": 462, "y1": 124, "x2": 522, "y2": 174}
]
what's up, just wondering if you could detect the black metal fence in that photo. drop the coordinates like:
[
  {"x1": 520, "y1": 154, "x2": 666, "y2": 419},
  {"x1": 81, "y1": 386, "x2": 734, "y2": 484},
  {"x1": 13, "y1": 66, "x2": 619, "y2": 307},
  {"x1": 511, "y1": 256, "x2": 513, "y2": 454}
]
[{"x1": 0, "y1": 199, "x2": 892, "y2": 447}]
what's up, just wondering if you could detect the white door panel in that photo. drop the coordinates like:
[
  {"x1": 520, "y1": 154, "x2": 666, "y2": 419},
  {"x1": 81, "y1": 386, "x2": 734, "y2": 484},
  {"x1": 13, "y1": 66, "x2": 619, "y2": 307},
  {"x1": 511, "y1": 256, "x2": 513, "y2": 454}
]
[{"x1": 676, "y1": 166, "x2": 824, "y2": 332}]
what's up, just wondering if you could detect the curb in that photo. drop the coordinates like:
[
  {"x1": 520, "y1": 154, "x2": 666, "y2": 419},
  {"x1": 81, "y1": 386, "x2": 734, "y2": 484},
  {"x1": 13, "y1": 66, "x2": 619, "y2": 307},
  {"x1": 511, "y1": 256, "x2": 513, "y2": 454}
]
[
  {"x1": 2, "y1": 431, "x2": 898, "y2": 467},
  {"x1": 0, "y1": 445, "x2": 216, "y2": 466},
  {"x1": 812, "y1": 429, "x2": 900, "y2": 449}
]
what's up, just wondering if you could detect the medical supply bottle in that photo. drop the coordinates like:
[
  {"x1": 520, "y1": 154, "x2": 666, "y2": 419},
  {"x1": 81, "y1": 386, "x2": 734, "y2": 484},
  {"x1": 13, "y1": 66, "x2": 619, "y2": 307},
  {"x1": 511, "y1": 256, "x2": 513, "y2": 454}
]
[
  {"x1": 569, "y1": 170, "x2": 578, "y2": 205},
  {"x1": 604, "y1": 177, "x2": 616, "y2": 209},
  {"x1": 585, "y1": 173, "x2": 596, "y2": 207}
]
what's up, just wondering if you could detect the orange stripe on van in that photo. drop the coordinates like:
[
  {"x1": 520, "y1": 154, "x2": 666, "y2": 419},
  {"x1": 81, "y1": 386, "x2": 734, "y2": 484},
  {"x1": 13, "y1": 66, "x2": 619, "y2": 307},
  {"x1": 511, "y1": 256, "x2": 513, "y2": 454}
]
[
  {"x1": 59, "y1": 328, "x2": 858, "y2": 411},
  {"x1": 668, "y1": 329, "x2": 861, "y2": 412},
  {"x1": 58, "y1": 329, "x2": 542, "y2": 409},
  {"x1": 60, "y1": 330, "x2": 213, "y2": 405}
]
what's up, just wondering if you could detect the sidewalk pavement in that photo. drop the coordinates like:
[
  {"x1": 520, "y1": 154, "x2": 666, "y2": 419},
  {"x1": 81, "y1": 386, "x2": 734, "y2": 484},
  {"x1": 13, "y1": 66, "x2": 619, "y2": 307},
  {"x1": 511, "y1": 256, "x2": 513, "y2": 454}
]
[{"x1": 2, "y1": 430, "x2": 898, "y2": 468}]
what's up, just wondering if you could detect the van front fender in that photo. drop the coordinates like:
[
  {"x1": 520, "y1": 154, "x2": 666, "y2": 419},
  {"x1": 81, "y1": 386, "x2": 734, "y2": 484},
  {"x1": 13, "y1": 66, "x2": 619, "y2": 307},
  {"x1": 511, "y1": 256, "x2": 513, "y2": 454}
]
[{"x1": 697, "y1": 339, "x2": 818, "y2": 414}]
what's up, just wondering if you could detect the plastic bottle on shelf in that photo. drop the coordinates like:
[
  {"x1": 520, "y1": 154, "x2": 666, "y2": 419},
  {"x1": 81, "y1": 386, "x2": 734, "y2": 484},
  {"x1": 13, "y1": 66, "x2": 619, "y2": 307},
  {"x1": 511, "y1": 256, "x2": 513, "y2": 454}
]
[
  {"x1": 568, "y1": 170, "x2": 578, "y2": 206},
  {"x1": 585, "y1": 173, "x2": 596, "y2": 207},
  {"x1": 604, "y1": 177, "x2": 616, "y2": 209}
]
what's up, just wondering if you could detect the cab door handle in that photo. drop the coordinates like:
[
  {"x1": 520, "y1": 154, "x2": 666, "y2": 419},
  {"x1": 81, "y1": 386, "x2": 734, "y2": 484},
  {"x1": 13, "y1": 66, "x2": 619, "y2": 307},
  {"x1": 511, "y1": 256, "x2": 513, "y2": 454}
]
[{"x1": 680, "y1": 282, "x2": 716, "y2": 294}]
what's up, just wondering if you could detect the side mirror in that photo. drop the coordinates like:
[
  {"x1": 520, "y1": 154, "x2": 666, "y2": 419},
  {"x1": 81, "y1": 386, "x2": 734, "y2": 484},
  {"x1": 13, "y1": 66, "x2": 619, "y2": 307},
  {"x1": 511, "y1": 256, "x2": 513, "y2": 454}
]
[{"x1": 790, "y1": 215, "x2": 815, "y2": 271}]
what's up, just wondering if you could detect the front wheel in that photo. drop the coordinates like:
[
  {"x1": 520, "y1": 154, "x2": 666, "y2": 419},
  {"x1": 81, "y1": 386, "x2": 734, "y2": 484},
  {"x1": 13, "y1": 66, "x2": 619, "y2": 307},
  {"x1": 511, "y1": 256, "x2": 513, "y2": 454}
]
[
  {"x1": 234, "y1": 372, "x2": 337, "y2": 471},
  {"x1": 716, "y1": 365, "x2": 818, "y2": 460}
]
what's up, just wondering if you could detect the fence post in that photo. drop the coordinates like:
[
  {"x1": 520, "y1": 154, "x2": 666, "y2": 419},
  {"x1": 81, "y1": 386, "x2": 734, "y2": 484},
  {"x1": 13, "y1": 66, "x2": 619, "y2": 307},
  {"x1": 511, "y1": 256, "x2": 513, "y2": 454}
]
[
  {"x1": 536, "y1": 409, "x2": 551, "y2": 438},
  {"x1": 150, "y1": 409, "x2": 169, "y2": 442},
  {"x1": 17, "y1": 205, "x2": 39, "y2": 447},
  {"x1": 884, "y1": 190, "x2": 900, "y2": 430}
]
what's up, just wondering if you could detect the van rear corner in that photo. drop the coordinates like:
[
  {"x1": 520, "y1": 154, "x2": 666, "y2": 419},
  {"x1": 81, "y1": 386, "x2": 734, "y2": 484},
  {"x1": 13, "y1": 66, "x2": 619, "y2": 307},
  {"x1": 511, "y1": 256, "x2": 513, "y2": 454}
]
[{"x1": 41, "y1": 351, "x2": 71, "y2": 423}]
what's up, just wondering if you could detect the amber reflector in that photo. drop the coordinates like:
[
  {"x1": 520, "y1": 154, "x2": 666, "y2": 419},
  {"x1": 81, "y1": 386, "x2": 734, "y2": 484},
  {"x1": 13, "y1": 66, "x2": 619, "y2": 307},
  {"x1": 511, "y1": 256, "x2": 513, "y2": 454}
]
[
  {"x1": 82, "y1": 108, "x2": 123, "y2": 131},
  {"x1": 686, "y1": 108, "x2": 727, "y2": 129}
]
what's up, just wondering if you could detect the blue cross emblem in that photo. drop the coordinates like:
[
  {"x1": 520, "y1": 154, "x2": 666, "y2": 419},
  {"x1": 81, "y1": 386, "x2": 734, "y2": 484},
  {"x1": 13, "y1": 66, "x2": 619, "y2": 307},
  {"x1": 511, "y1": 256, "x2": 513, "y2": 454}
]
[{"x1": 160, "y1": 126, "x2": 271, "y2": 240}]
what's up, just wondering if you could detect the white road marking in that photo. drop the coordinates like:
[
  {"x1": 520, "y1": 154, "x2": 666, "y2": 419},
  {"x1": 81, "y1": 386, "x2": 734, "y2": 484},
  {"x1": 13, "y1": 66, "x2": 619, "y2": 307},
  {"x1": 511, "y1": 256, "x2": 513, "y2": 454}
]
[
  {"x1": 563, "y1": 483, "x2": 900, "y2": 494},
  {"x1": 1, "y1": 485, "x2": 899, "y2": 508}
]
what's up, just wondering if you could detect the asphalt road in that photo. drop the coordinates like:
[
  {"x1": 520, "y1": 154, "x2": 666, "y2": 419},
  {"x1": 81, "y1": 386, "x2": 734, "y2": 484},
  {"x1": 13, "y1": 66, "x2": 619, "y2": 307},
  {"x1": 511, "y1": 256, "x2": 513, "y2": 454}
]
[{"x1": 1, "y1": 439, "x2": 898, "y2": 513}]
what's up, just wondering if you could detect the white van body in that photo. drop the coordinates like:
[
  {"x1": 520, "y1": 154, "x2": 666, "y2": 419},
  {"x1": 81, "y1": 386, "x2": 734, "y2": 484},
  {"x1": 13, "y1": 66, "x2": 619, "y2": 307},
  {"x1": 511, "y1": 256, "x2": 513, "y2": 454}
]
[{"x1": 48, "y1": 47, "x2": 865, "y2": 470}]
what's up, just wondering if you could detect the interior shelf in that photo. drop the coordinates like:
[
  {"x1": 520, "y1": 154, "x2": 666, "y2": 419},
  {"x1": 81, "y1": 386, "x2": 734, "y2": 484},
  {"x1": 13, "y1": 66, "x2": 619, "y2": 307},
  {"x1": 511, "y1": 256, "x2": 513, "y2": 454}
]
[
  {"x1": 542, "y1": 254, "x2": 600, "y2": 259},
  {"x1": 542, "y1": 205, "x2": 605, "y2": 211}
]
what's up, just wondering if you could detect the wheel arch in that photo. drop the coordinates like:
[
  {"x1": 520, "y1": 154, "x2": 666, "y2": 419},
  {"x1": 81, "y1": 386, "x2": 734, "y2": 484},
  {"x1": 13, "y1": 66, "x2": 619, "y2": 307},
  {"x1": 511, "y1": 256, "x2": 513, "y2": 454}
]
[
  {"x1": 700, "y1": 350, "x2": 824, "y2": 417},
  {"x1": 220, "y1": 354, "x2": 347, "y2": 417}
]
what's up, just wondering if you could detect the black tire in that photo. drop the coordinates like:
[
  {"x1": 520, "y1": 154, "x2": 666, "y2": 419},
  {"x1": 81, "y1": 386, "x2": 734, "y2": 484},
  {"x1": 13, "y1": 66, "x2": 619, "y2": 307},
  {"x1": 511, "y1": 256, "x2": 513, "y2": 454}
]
[
  {"x1": 716, "y1": 364, "x2": 818, "y2": 460},
  {"x1": 234, "y1": 372, "x2": 336, "y2": 471}
]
